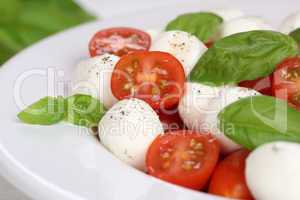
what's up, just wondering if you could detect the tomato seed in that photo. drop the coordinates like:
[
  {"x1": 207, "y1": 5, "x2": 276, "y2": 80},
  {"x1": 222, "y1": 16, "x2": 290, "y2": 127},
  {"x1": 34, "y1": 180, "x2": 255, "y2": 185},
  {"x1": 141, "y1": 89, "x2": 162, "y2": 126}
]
[
  {"x1": 123, "y1": 82, "x2": 133, "y2": 90},
  {"x1": 161, "y1": 152, "x2": 170, "y2": 159},
  {"x1": 182, "y1": 160, "x2": 196, "y2": 171},
  {"x1": 292, "y1": 92, "x2": 300, "y2": 104},
  {"x1": 193, "y1": 143, "x2": 203, "y2": 150}
]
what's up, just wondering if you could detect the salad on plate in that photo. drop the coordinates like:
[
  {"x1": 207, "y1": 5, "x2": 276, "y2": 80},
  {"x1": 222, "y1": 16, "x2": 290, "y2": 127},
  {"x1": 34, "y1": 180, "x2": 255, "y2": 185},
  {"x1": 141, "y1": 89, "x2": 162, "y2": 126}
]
[{"x1": 17, "y1": 8, "x2": 300, "y2": 200}]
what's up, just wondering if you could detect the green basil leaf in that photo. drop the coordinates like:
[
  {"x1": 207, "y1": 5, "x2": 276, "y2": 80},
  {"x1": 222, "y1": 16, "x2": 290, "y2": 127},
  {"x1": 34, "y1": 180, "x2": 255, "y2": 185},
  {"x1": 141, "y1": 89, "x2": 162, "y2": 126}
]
[
  {"x1": 218, "y1": 95, "x2": 300, "y2": 150},
  {"x1": 189, "y1": 30, "x2": 299, "y2": 86},
  {"x1": 65, "y1": 94, "x2": 107, "y2": 127},
  {"x1": 165, "y1": 12, "x2": 223, "y2": 42},
  {"x1": 0, "y1": 0, "x2": 22, "y2": 24},
  {"x1": 290, "y1": 28, "x2": 300, "y2": 44},
  {"x1": 0, "y1": 0, "x2": 96, "y2": 65},
  {"x1": 17, "y1": 96, "x2": 65, "y2": 125}
]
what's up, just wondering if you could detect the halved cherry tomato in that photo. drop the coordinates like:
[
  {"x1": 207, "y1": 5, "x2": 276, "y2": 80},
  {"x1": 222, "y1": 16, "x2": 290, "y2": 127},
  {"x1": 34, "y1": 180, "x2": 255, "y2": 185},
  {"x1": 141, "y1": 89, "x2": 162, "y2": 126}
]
[
  {"x1": 239, "y1": 75, "x2": 273, "y2": 96},
  {"x1": 89, "y1": 27, "x2": 151, "y2": 57},
  {"x1": 157, "y1": 108, "x2": 185, "y2": 132},
  {"x1": 146, "y1": 130, "x2": 220, "y2": 190},
  {"x1": 273, "y1": 57, "x2": 300, "y2": 110},
  {"x1": 111, "y1": 51, "x2": 186, "y2": 110},
  {"x1": 209, "y1": 150, "x2": 253, "y2": 200}
]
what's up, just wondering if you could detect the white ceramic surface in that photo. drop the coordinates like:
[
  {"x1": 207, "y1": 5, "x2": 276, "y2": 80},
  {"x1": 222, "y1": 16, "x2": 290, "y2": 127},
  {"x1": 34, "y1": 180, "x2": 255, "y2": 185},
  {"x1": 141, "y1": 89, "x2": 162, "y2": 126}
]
[{"x1": 0, "y1": 0, "x2": 299, "y2": 199}]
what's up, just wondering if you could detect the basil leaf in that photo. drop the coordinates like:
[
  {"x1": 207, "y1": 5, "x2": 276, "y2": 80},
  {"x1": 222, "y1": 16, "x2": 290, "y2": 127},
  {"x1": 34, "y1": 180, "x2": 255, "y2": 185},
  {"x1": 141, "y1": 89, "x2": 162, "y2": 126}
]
[
  {"x1": 290, "y1": 28, "x2": 300, "y2": 44},
  {"x1": 218, "y1": 95, "x2": 300, "y2": 150},
  {"x1": 66, "y1": 94, "x2": 107, "y2": 127},
  {"x1": 17, "y1": 96, "x2": 65, "y2": 125},
  {"x1": 0, "y1": 0, "x2": 96, "y2": 65},
  {"x1": 189, "y1": 30, "x2": 299, "y2": 86},
  {"x1": 0, "y1": 0, "x2": 22, "y2": 24},
  {"x1": 165, "y1": 12, "x2": 223, "y2": 42}
]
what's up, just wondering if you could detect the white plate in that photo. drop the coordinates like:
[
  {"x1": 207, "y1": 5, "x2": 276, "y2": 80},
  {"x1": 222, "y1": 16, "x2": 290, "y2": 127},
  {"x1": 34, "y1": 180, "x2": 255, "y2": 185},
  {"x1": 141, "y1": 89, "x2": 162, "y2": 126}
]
[{"x1": 0, "y1": 1, "x2": 299, "y2": 199}]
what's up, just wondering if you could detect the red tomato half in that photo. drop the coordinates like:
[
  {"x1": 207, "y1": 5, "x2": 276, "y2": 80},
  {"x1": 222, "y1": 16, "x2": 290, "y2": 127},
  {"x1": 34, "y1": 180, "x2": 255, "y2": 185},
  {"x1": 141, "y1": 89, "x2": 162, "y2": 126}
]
[
  {"x1": 146, "y1": 130, "x2": 220, "y2": 190},
  {"x1": 111, "y1": 51, "x2": 186, "y2": 110},
  {"x1": 89, "y1": 27, "x2": 151, "y2": 57},
  {"x1": 209, "y1": 150, "x2": 253, "y2": 200},
  {"x1": 157, "y1": 108, "x2": 184, "y2": 132},
  {"x1": 239, "y1": 75, "x2": 273, "y2": 96},
  {"x1": 273, "y1": 57, "x2": 300, "y2": 110}
]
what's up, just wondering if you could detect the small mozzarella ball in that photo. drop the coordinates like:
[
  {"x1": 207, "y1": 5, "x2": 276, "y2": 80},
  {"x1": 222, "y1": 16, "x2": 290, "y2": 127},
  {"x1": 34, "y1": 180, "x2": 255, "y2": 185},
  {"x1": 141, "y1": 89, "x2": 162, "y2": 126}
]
[
  {"x1": 73, "y1": 54, "x2": 119, "y2": 109},
  {"x1": 146, "y1": 29, "x2": 161, "y2": 42},
  {"x1": 221, "y1": 16, "x2": 273, "y2": 37},
  {"x1": 178, "y1": 82, "x2": 222, "y2": 132},
  {"x1": 211, "y1": 8, "x2": 244, "y2": 21},
  {"x1": 98, "y1": 98, "x2": 164, "y2": 170},
  {"x1": 280, "y1": 11, "x2": 300, "y2": 34},
  {"x1": 246, "y1": 142, "x2": 300, "y2": 200},
  {"x1": 178, "y1": 83, "x2": 260, "y2": 154},
  {"x1": 150, "y1": 31, "x2": 207, "y2": 76}
]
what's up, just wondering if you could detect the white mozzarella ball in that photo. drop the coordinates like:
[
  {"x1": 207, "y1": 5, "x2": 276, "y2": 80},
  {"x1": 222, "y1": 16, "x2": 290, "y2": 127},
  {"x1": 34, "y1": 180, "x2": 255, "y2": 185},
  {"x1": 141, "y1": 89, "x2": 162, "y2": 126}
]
[
  {"x1": 98, "y1": 98, "x2": 164, "y2": 170},
  {"x1": 150, "y1": 31, "x2": 207, "y2": 76},
  {"x1": 280, "y1": 11, "x2": 300, "y2": 34},
  {"x1": 211, "y1": 8, "x2": 244, "y2": 21},
  {"x1": 221, "y1": 16, "x2": 273, "y2": 37},
  {"x1": 73, "y1": 54, "x2": 119, "y2": 109},
  {"x1": 246, "y1": 142, "x2": 300, "y2": 200},
  {"x1": 178, "y1": 83, "x2": 260, "y2": 154}
]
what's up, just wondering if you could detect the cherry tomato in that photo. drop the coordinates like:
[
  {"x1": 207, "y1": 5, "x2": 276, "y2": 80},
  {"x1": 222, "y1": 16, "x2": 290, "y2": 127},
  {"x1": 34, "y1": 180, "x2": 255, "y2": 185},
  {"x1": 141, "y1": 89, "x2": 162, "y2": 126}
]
[
  {"x1": 89, "y1": 27, "x2": 151, "y2": 57},
  {"x1": 239, "y1": 75, "x2": 273, "y2": 96},
  {"x1": 111, "y1": 51, "x2": 186, "y2": 110},
  {"x1": 209, "y1": 150, "x2": 253, "y2": 200},
  {"x1": 205, "y1": 41, "x2": 214, "y2": 48},
  {"x1": 146, "y1": 130, "x2": 220, "y2": 190},
  {"x1": 273, "y1": 57, "x2": 300, "y2": 109},
  {"x1": 157, "y1": 108, "x2": 185, "y2": 132}
]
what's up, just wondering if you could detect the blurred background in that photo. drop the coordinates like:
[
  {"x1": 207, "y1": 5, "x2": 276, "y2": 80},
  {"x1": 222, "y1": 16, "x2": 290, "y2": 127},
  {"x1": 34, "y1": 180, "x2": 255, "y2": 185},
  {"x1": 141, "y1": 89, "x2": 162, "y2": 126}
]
[
  {"x1": 1, "y1": 1, "x2": 201, "y2": 199},
  {"x1": 0, "y1": 0, "x2": 196, "y2": 66}
]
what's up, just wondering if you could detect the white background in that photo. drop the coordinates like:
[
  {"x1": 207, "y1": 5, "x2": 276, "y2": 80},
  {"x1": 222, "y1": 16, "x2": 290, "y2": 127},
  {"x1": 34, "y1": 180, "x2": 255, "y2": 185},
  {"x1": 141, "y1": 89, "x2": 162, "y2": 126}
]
[{"x1": 0, "y1": 1, "x2": 199, "y2": 199}]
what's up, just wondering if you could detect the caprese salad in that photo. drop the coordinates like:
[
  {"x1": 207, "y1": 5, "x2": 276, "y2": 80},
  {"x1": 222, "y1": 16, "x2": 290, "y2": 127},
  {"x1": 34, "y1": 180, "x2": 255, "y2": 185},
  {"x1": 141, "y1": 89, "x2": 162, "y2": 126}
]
[{"x1": 18, "y1": 8, "x2": 300, "y2": 200}]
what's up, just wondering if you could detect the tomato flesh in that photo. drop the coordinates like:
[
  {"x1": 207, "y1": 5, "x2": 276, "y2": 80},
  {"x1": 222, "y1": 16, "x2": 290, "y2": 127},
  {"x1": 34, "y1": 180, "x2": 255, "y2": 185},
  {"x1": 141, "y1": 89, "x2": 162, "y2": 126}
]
[
  {"x1": 239, "y1": 75, "x2": 273, "y2": 96},
  {"x1": 146, "y1": 130, "x2": 220, "y2": 190},
  {"x1": 209, "y1": 150, "x2": 253, "y2": 200},
  {"x1": 273, "y1": 57, "x2": 300, "y2": 109},
  {"x1": 111, "y1": 51, "x2": 186, "y2": 110},
  {"x1": 89, "y1": 27, "x2": 151, "y2": 57}
]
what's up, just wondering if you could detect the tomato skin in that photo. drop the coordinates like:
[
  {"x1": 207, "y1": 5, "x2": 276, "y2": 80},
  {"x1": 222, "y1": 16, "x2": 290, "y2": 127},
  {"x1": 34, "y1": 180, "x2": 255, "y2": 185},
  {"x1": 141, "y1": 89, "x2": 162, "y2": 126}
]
[
  {"x1": 239, "y1": 75, "x2": 273, "y2": 96},
  {"x1": 205, "y1": 41, "x2": 214, "y2": 48},
  {"x1": 273, "y1": 57, "x2": 300, "y2": 108},
  {"x1": 146, "y1": 130, "x2": 220, "y2": 190},
  {"x1": 209, "y1": 150, "x2": 253, "y2": 200},
  {"x1": 157, "y1": 107, "x2": 185, "y2": 132},
  {"x1": 89, "y1": 27, "x2": 151, "y2": 57},
  {"x1": 111, "y1": 51, "x2": 186, "y2": 110}
]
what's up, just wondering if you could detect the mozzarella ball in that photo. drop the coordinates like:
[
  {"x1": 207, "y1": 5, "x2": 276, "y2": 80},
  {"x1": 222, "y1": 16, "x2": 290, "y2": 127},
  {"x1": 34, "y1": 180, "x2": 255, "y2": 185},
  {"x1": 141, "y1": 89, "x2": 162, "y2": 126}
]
[
  {"x1": 178, "y1": 83, "x2": 260, "y2": 154},
  {"x1": 246, "y1": 142, "x2": 300, "y2": 200},
  {"x1": 150, "y1": 31, "x2": 207, "y2": 76},
  {"x1": 280, "y1": 11, "x2": 300, "y2": 34},
  {"x1": 221, "y1": 16, "x2": 273, "y2": 37},
  {"x1": 98, "y1": 98, "x2": 164, "y2": 170},
  {"x1": 211, "y1": 8, "x2": 244, "y2": 21},
  {"x1": 73, "y1": 54, "x2": 119, "y2": 109}
]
